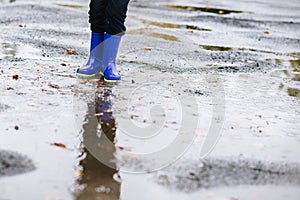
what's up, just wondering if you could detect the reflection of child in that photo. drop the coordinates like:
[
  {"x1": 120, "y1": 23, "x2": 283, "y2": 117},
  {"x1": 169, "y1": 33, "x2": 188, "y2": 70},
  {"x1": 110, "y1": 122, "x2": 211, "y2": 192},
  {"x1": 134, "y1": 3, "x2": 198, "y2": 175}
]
[{"x1": 77, "y1": 0, "x2": 130, "y2": 83}]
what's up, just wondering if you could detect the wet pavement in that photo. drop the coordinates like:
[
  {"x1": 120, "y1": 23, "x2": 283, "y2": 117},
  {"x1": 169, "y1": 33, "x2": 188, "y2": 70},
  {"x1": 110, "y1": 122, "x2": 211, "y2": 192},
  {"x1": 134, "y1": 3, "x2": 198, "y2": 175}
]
[{"x1": 0, "y1": 0, "x2": 300, "y2": 199}]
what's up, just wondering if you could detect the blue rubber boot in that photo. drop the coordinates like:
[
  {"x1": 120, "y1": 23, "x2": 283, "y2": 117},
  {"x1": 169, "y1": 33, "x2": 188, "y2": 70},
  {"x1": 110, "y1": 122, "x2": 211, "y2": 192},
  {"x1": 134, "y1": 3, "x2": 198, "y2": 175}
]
[
  {"x1": 103, "y1": 33, "x2": 121, "y2": 83},
  {"x1": 76, "y1": 32, "x2": 104, "y2": 77}
]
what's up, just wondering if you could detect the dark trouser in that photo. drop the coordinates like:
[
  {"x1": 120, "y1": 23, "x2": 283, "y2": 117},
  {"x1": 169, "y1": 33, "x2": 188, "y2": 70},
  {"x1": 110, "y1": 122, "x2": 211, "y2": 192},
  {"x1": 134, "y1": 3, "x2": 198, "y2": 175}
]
[{"x1": 89, "y1": 0, "x2": 130, "y2": 35}]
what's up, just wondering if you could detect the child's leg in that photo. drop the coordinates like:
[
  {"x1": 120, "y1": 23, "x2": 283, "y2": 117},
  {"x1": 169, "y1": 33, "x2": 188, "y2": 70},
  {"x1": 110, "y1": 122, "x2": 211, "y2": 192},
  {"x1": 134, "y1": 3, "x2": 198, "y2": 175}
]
[
  {"x1": 76, "y1": 0, "x2": 110, "y2": 77},
  {"x1": 89, "y1": 0, "x2": 110, "y2": 33},
  {"x1": 105, "y1": 0, "x2": 130, "y2": 35}
]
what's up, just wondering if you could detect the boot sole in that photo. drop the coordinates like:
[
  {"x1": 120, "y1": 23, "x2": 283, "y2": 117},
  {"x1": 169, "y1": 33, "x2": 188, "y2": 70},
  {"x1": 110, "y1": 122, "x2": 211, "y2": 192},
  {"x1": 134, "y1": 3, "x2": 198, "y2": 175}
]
[
  {"x1": 77, "y1": 72, "x2": 119, "y2": 83},
  {"x1": 101, "y1": 72, "x2": 119, "y2": 83},
  {"x1": 104, "y1": 78, "x2": 118, "y2": 83},
  {"x1": 76, "y1": 72, "x2": 97, "y2": 78}
]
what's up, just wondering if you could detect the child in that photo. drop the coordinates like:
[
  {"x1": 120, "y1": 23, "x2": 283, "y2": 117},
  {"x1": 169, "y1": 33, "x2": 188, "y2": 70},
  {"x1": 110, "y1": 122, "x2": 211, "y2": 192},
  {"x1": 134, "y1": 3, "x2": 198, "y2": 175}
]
[{"x1": 77, "y1": 0, "x2": 130, "y2": 83}]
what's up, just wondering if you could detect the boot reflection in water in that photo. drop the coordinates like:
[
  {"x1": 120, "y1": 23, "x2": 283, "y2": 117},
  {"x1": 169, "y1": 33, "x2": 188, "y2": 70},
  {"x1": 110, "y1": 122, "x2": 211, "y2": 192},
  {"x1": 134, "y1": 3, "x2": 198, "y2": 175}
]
[
  {"x1": 75, "y1": 82, "x2": 120, "y2": 200},
  {"x1": 76, "y1": 0, "x2": 130, "y2": 83}
]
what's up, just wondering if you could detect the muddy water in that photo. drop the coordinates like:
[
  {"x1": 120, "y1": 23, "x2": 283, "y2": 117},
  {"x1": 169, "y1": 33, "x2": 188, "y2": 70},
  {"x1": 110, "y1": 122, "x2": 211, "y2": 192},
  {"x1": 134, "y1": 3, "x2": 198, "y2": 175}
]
[{"x1": 0, "y1": 0, "x2": 300, "y2": 199}]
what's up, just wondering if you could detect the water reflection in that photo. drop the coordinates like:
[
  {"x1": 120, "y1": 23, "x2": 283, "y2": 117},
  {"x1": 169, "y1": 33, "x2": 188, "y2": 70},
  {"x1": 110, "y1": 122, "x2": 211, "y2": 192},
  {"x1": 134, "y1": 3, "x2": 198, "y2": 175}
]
[
  {"x1": 290, "y1": 59, "x2": 300, "y2": 81},
  {"x1": 127, "y1": 28, "x2": 179, "y2": 41},
  {"x1": 271, "y1": 59, "x2": 300, "y2": 99},
  {"x1": 56, "y1": 3, "x2": 84, "y2": 9},
  {"x1": 75, "y1": 81, "x2": 121, "y2": 200},
  {"x1": 290, "y1": 59, "x2": 300, "y2": 67},
  {"x1": 0, "y1": 0, "x2": 16, "y2": 4},
  {"x1": 140, "y1": 19, "x2": 211, "y2": 31},
  {"x1": 201, "y1": 45, "x2": 233, "y2": 51},
  {"x1": 1, "y1": 43, "x2": 17, "y2": 59},
  {"x1": 288, "y1": 87, "x2": 300, "y2": 98},
  {"x1": 167, "y1": 5, "x2": 243, "y2": 15}
]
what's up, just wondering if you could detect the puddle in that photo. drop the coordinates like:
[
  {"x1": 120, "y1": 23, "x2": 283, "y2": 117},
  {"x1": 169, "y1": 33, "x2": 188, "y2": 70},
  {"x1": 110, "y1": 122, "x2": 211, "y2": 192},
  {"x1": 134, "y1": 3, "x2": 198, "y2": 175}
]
[
  {"x1": 270, "y1": 59, "x2": 300, "y2": 82},
  {"x1": 73, "y1": 82, "x2": 121, "y2": 199},
  {"x1": 141, "y1": 19, "x2": 211, "y2": 31},
  {"x1": 201, "y1": 45, "x2": 233, "y2": 51},
  {"x1": 271, "y1": 69, "x2": 300, "y2": 82},
  {"x1": 288, "y1": 88, "x2": 300, "y2": 98},
  {"x1": 167, "y1": 5, "x2": 243, "y2": 15},
  {"x1": 270, "y1": 59, "x2": 300, "y2": 99},
  {"x1": 201, "y1": 45, "x2": 280, "y2": 54},
  {"x1": 290, "y1": 59, "x2": 300, "y2": 69},
  {"x1": 57, "y1": 4, "x2": 84, "y2": 9},
  {"x1": 127, "y1": 29, "x2": 179, "y2": 41},
  {"x1": 1, "y1": 43, "x2": 16, "y2": 58},
  {"x1": 148, "y1": 32, "x2": 178, "y2": 41},
  {"x1": 0, "y1": 42, "x2": 44, "y2": 60},
  {"x1": 0, "y1": 0, "x2": 16, "y2": 4}
]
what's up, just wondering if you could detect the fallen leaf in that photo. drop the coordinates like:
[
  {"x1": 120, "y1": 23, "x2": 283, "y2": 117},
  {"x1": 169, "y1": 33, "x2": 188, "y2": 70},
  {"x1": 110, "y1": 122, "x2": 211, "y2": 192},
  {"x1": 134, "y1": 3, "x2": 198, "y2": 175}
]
[
  {"x1": 117, "y1": 146, "x2": 132, "y2": 151},
  {"x1": 89, "y1": 79, "x2": 100, "y2": 82},
  {"x1": 74, "y1": 170, "x2": 84, "y2": 177},
  {"x1": 18, "y1": 24, "x2": 24, "y2": 28},
  {"x1": 12, "y1": 74, "x2": 19, "y2": 80},
  {"x1": 80, "y1": 80, "x2": 87, "y2": 84},
  {"x1": 48, "y1": 82, "x2": 60, "y2": 89},
  {"x1": 66, "y1": 49, "x2": 75, "y2": 55},
  {"x1": 118, "y1": 146, "x2": 125, "y2": 150},
  {"x1": 263, "y1": 31, "x2": 270, "y2": 34},
  {"x1": 144, "y1": 47, "x2": 152, "y2": 51},
  {"x1": 52, "y1": 142, "x2": 66, "y2": 148}
]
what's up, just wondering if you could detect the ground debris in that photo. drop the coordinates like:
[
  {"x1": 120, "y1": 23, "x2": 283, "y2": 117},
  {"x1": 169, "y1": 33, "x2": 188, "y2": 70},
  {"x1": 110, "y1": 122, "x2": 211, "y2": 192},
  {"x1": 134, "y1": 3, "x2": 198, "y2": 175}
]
[
  {"x1": 48, "y1": 82, "x2": 60, "y2": 89},
  {"x1": 66, "y1": 49, "x2": 75, "y2": 55},
  {"x1": 51, "y1": 142, "x2": 67, "y2": 149},
  {"x1": 12, "y1": 74, "x2": 19, "y2": 80}
]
